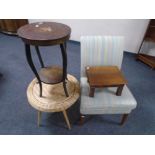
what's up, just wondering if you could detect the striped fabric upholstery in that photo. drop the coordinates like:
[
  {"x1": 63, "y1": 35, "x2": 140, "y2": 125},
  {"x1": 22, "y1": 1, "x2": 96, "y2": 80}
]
[
  {"x1": 80, "y1": 77, "x2": 137, "y2": 114},
  {"x1": 81, "y1": 36, "x2": 124, "y2": 77},
  {"x1": 80, "y1": 36, "x2": 137, "y2": 115}
]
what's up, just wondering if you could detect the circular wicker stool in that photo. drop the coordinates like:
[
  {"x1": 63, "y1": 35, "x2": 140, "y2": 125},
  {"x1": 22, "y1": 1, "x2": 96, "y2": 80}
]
[{"x1": 27, "y1": 74, "x2": 80, "y2": 130}]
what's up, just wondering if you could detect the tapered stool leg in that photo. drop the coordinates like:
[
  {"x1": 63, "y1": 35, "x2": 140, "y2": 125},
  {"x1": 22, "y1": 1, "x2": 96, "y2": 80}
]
[
  {"x1": 37, "y1": 111, "x2": 42, "y2": 127},
  {"x1": 62, "y1": 110, "x2": 71, "y2": 130}
]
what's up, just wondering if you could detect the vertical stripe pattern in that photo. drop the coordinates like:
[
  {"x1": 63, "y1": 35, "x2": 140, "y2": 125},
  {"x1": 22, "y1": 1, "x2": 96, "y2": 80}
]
[{"x1": 80, "y1": 36, "x2": 124, "y2": 77}]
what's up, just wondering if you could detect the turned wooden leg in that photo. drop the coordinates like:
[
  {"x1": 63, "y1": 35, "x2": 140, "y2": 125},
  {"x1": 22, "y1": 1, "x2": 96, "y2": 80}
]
[
  {"x1": 37, "y1": 111, "x2": 42, "y2": 127},
  {"x1": 116, "y1": 84, "x2": 124, "y2": 96},
  {"x1": 79, "y1": 115, "x2": 85, "y2": 125},
  {"x1": 120, "y1": 114, "x2": 129, "y2": 125},
  {"x1": 62, "y1": 110, "x2": 71, "y2": 130},
  {"x1": 89, "y1": 87, "x2": 95, "y2": 97}
]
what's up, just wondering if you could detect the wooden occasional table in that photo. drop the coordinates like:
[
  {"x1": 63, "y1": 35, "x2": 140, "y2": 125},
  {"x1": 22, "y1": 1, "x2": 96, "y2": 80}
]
[
  {"x1": 27, "y1": 74, "x2": 80, "y2": 130},
  {"x1": 17, "y1": 22, "x2": 71, "y2": 97},
  {"x1": 86, "y1": 66, "x2": 128, "y2": 97},
  {"x1": 17, "y1": 22, "x2": 80, "y2": 129}
]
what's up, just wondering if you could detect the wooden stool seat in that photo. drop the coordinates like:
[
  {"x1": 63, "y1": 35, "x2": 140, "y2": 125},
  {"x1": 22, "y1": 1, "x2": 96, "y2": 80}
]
[{"x1": 27, "y1": 74, "x2": 80, "y2": 129}]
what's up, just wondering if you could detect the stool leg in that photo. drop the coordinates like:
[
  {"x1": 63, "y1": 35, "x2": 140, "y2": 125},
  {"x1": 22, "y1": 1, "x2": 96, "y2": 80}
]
[
  {"x1": 89, "y1": 87, "x2": 95, "y2": 97},
  {"x1": 37, "y1": 111, "x2": 42, "y2": 127},
  {"x1": 116, "y1": 84, "x2": 124, "y2": 96},
  {"x1": 120, "y1": 114, "x2": 129, "y2": 125},
  {"x1": 62, "y1": 110, "x2": 71, "y2": 130}
]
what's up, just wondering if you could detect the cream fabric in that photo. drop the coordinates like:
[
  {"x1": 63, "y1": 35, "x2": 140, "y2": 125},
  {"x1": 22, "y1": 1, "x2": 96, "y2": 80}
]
[{"x1": 80, "y1": 78, "x2": 137, "y2": 114}]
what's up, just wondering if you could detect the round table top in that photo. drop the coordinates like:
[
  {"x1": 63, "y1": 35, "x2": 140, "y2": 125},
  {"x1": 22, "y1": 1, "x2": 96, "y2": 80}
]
[
  {"x1": 27, "y1": 74, "x2": 80, "y2": 112},
  {"x1": 17, "y1": 22, "x2": 71, "y2": 46}
]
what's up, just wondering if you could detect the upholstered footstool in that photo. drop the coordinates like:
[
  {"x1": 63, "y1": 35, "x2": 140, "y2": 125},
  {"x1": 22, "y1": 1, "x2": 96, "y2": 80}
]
[{"x1": 80, "y1": 77, "x2": 137, "y2": 125}]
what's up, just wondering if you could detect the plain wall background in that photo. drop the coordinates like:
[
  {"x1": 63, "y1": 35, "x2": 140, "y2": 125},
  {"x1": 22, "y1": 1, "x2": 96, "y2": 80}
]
[{"x1": 29, "y1": 19, "x2": 150, "y2": 53}]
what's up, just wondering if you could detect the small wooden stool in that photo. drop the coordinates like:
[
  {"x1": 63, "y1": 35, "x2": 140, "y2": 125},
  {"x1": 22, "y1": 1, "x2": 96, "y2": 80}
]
[
  {"x1": 86, "y1": 66, "x2": 127, "y2": 97},
  {"x1": 27, "y1": 74, "x2": 80, "y2": 130}
]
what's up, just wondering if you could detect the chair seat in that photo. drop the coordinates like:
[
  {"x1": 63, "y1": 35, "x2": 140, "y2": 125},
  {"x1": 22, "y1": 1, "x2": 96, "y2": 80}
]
[{"x1": 80, "y1": 77, "x2": 137, "y2": 114}]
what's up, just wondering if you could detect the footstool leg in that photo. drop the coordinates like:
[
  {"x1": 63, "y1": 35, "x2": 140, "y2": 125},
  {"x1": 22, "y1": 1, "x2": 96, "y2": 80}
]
[
  {"x1": 89, "y1": 87, "x2": 95, "y2": 97},
  {"x1": 62, "y1": 110, "x2": 71, "y2": 130},
  {"x1": 116, "y1": 84, "x2": 124, "y2": 96},
  {"x1": 120, "y1": 114, "x2": 129, "y2": 125},
  {"x1": 37, "y1": 111, "x2": 42, "y2": 127}
]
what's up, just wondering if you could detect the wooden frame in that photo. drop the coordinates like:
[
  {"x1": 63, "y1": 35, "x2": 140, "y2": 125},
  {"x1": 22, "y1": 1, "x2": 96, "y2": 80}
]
[{"x1": 137, "y1": 19, "x2": 155, "y2": 69}]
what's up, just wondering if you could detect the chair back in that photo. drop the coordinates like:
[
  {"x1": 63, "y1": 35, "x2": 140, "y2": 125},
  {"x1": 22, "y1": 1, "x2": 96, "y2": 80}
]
[{"x1": 80, "y1": 36, "x2": 124, "y2": 77}]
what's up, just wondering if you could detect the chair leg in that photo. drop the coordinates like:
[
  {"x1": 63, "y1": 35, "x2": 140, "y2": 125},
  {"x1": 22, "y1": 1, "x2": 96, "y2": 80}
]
[
  {"x1": 120, "y1": 114, "x2": 129, "y2": 125},
  {"x1": 79, "y1": 115, "x2": 86, "y2": 125}
]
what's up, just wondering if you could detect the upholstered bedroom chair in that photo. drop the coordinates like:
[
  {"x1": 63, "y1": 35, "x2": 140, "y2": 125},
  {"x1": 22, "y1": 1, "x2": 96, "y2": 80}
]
[{"x1": 80, "y1": 36, "x2": 137, "y2": 125}]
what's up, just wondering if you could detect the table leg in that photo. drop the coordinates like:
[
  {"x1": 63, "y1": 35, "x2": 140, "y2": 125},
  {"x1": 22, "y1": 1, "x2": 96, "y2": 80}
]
[
  {"x1": 64, "y1": 42, "x2": 68, "y2": 80},
  {"x1": 25, "y1": 44, "x2": 43, "y2": 97},
  {"x1": 89, "y1": 87, "x2": 95, "y2": 97},
  {"x1": 35, "y1": 46, "x2": 45, "y2": 68},
  {"x1": 37, "y1": 111, "x2": 42, "y2": 127},
  {"x1": 62, "y1": 110, "x2": 71, "y2": 130},
  {"x1": 116, "y1": 84, "x2": 124, "y2": 96},
  {"x1": 64, "y1": 41, "x2": 67, "y2": 51},
  {"x1": 60, "y1": 43, "x2": 69, "y2": 97}
]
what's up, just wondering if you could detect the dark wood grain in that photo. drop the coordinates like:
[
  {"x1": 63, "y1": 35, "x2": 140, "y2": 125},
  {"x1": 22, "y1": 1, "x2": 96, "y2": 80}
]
[
  {"x1": 137, "y1": 54, "x2": 155, "y2": 69},
  {"x1": 86, "y1": 66, "x2": 127, "y2": 87},
  {"x1": 86, "y1": 66, "x2": 127, "y2": 97},
  {"x1": 19, "y1": 22, "x2": 71, "y2": 97},
  {"x1": 116, "y1": 84, "x2": 125, "y2": 96},
  {"x1": 137, "y1": 19, "x2": 155, "y2": 69},
  {"x1": 0, "y1": 19, "x2": 28, "y2": 35},
  {"x1": 17, "y1": 22, "x2": 71, "y2": 46}
]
